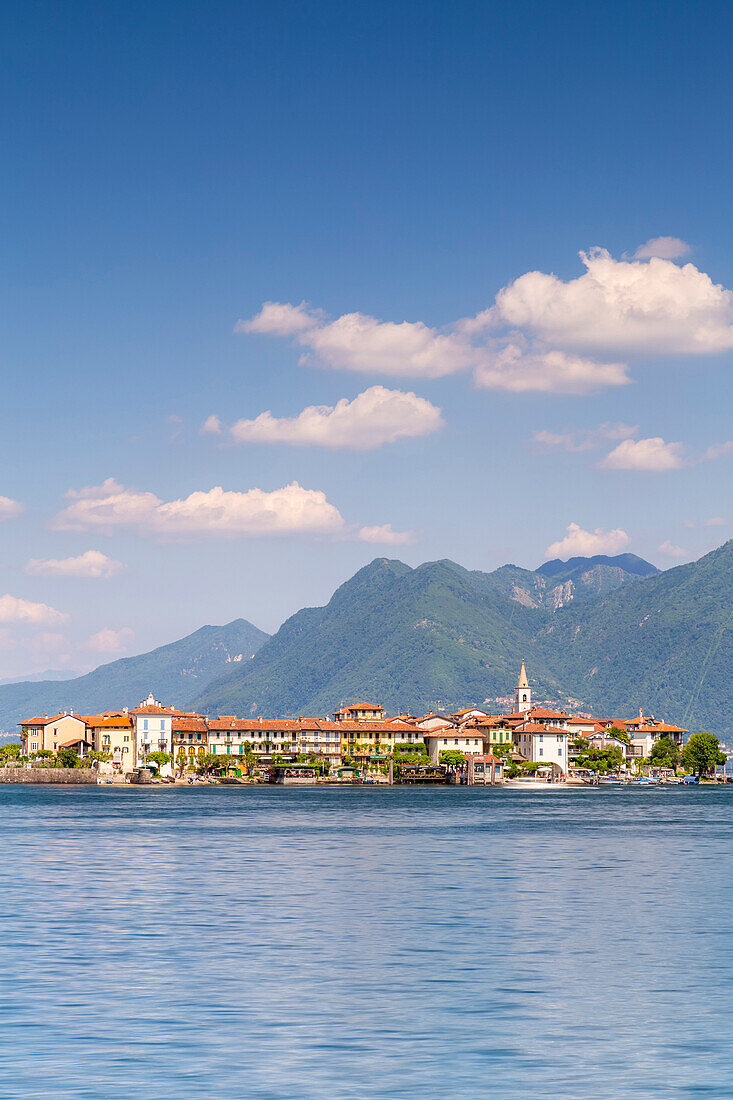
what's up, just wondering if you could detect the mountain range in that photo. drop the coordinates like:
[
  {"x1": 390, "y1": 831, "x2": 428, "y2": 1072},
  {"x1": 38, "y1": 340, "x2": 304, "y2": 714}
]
[
  {"x1": 192, "y1": 543, "x2": 731, "y2": 735},
  {"x1": 2, "y1": 542, "x2": 730, "y2": 738}
]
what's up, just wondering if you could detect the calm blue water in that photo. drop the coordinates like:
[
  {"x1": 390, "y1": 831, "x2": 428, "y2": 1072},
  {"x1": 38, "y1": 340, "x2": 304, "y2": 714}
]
[{"x1": 1, "y1": 784, "x2": 732, "y2": 1099}]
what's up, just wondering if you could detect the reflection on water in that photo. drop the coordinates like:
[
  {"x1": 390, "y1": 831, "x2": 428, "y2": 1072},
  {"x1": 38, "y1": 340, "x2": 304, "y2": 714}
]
[{"x1": 0, "y1": 784, "x2": 731, "y2": 1099}]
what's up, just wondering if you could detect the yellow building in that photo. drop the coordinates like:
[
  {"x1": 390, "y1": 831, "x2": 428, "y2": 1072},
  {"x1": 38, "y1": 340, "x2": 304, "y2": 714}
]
[
  {"x1": 19, "y1": 712, "x2": 92, "y2": 756},
  {"x1": 85, "y1": 711, "x2": 134, "y2": 771}
]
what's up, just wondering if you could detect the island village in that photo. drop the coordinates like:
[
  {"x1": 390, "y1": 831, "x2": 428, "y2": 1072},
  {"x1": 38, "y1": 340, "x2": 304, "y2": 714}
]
[{"x1": 10, "y1": 662, "x2": 722, "y2": 786}]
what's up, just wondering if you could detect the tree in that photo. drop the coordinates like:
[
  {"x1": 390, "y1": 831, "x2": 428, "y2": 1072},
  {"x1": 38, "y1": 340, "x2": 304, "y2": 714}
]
[
  {"x1": 1, "y1": 743, "x2": 22, "y2": 763},
  {"x1": 571, "y1": 737, "x2": 590, "y2": 753},
  {"x1": 196, "y1": 752, "x2": 220, "y2": 775},
  {"x1": 607, "y1": 725, "x2": 630, "y2": 745},
  {"x1": 57, "y1": 748, "x2": 80, "y2": 768},
  {"x1": 146, "y1": 751, "x2": 172, "y2": 772},
  {"x1": 649, "y1": 736, "x2": 680, "y2": 769},
  {"x1": 86, "y1": 750, "x2": 111, "y2": 767},
  {"x1": 176, "y1": 752, "x2": 188, "y2": 774},
  {"x1": 681, "y1": 732, "x2": 726, "y2": 776},
  {"x1": 440, "y1": 750, "x2": 467, "y2": 767}
]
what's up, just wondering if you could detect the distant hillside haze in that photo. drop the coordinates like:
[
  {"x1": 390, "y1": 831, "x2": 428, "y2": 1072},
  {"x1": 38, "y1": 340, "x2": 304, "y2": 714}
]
[
  {"x1": 0, "y1": 619, "x2": 269, "y2": 734},
  {"x1": 193, "y1": 543, "x2": 732, "y2": 735}
]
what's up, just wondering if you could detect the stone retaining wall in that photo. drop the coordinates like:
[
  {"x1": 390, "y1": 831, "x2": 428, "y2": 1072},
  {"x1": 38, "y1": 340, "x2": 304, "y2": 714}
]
[{"x1": 0, "y1": 767, "x2": 97, "y2": 784}]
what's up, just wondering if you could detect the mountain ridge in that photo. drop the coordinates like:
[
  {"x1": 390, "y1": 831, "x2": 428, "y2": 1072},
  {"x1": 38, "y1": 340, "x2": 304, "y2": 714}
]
[{"x1": 193, "y1": 544, "x2": 732, "y2": 734}]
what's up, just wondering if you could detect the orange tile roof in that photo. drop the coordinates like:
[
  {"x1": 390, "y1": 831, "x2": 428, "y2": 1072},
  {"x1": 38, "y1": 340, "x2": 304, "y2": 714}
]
[
  {"x1": 172, "y1": 717, "x2": 208, "y2": 733},
  {"x1": 207, "y1": 717, "x2": 302, "y2": 731},
  {"x1": 81, "y1": 712, "x2": 133, "y2": 728},
  {"x1": 19, "y1": 712, "x2": 82, "y2": 727}
]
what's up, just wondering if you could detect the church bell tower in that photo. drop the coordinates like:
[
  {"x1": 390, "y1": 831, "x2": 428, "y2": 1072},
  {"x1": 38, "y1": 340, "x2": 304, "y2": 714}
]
[{"x1": 515, "y1": 659, "x2": 531, "y2": 714}]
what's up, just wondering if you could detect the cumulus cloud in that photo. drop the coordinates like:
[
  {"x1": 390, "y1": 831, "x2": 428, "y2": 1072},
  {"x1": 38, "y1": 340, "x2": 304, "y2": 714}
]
[
  {"x1": 201, "y1": 414, "x2": 222, "y2": 435},
  {"x1": 472, "y1": 344, "x2": 629, "y2": 393},
  {"x1": 25, "y1": 550, "x2": 123, "y2": 579},
  {"x1": 216, "y1": 386, "x2": 443, "y2": 451},
  {"x1": 87, "y1": 627, "x2": 135, "y2": 653},
  {"x1": 633, "y1": 237, "x2": 691, "y2": 260},
  {"x1": 238, "y1": 301, "x2": 321, "y2": 336},
  {"x1": 545, "y1": 523, "x2": 631, "y2": 559},
  {"x1": 532, "y1": 422, "x2": 638, "y2": 453},
  {"x1": 489, "y1": 247, "x2": 733, "y2": 356},
  {"x1": 600, "y1": 437, "x2": 686, "y2": 472},
  {"x1": 0, "y1": 595, "x2": 68, "y2": 625},
  {"x1": 239, "y1": 300, "x2": 627, "y2": 394},
  {"x1": 0, "y1": 496, "x2": 24, "y2": 522},
  {"x1": 358, "y1": 524, "x2": 415, "y2": 545},
  {"x1": 658, "y1": 540, "x2": 687, "y2": 558},
  {"x1": 240, "y1": 245, "x2": 733, "y2": 393},
  {"x1": 50, "y1": 477, "x2": 392, "y2": 541}
]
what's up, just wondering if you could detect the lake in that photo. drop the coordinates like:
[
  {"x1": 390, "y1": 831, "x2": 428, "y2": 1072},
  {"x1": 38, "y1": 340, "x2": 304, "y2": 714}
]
[{"x1": 0, "y1": 783, "x2": 731, "y2": 1099}]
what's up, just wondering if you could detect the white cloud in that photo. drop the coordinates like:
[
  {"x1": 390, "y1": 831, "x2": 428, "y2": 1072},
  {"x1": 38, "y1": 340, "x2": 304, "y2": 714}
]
[
  {"x1": 25, "y1": 550, "x2": 123, "y2": 579},
  {"x1": 473, "y1": 344, "x2": 629, "y2": 394},
  {"x1": 87, "y1": 627, "x2": 135, "y2": 654},
  {"x1": 633, "y1": 237, "x2": 691, "y2": 260},
  {"x1": 358, "y1": 524, "x2": 415, "y2": 545},
  {"x1": 0, "y1": 496, "x2": 24, "y2": 522},
  {"x1": 600, "y1": 437, "x2": 686, "y2": 472},
  {"x1": 239, "y1": 301, "x2": 627, "y2": 393},
  {"x1": 706, "y1": 516, "x2": 726, "y2": 526},
  {"x1": 545, "y1": 523, "x2": 631, "y2": 559},
  {"x1": 703, "y1": 440, "x2": 733, "y2": 461},
  {"x1": 0, "y1": 595, "x2": 68, "y2": 625},
  {"x1": 490, "y1": 247, "x2": 733, "y2": 356},
  {"x1": 240, "y1": 244, "x2": 733, "y2": 394},
  {"x1": 532, "y1": 422, "x2": 638, "y2": 453},
  {"x1": 219, "y1": 386, "x2": 443, "y2": 451},
  {"x1": 201, "y1": 414, "x2": 222, "y2": 435},
  {"x1": 51, "y1": 477, "x2": 378, "y2": 540},
  {"x1": 658, "y1": 540, "x2": 687, "y2": 558},
  {"x1": 237, "y1": 301, "x2": 321, "y2": 336}
]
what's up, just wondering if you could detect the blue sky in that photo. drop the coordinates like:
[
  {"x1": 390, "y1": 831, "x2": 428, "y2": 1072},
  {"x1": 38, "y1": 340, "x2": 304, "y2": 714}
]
[{"x1": 1, "y1": 0, "x2": 731, "y2": 677}]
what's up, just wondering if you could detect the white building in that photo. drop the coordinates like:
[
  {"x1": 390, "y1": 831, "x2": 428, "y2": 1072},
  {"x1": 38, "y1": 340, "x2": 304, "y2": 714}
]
[
  {"x1": 131, "y1": 694, "x2": 175, "y2": 776},
  {"x1": 423, "y1": 727, "x2": 485, "y2": 764},
  {"x1": 516, "y1": 660, "x2": 531, "y2": 714},
  {"x1": 514, "y1": 722, "x2": 569, "y2": 774}
]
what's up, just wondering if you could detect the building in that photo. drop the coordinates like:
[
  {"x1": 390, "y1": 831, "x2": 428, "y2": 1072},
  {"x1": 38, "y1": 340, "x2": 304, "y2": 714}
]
[
  {"x1": 298, "y1": 721, "x2": 343, "y2": 767},
  {"x1": 423, "y1": 727, "x2": 485, "y2": 764},
  {"x1": 172, "y1": 716, "x2": 209, "y2": 767},
  {"x1": 333, "y1": 702, "x2": 386, "y2": 722},
  {"x1": 206, "y1": 717, "x2": 302, "y2": 765},
  {"x1": 621, "y1": 711, "x2": 689, "y2": 759},
  {"x1": 515, "y1": 659, "x2": 531, "y2": 713},
  {"x1": 514, "y1": 721, "x2": 569, "y2": 773},
  {"x1": 472, "y1": 716, "x2": 515, "y2": 754},
  {"x1": 130, "y1": 695, "x2": 176, "y2": 775},
  {"x1": 86, "y1": 711, "x2": 134, "y2": 771},
  {"x1": 19, "y1": 712, "x2": 92, "y2": 756},
  {"x1": 337, "y1": 719, "x2": 415, "y2": 761}
]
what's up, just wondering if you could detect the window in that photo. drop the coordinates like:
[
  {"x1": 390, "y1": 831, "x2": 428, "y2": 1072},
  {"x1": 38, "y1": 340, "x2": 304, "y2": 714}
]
[
  {"x1": 143, "y1": 719, "x2": 148, "y2": 731},
  {"x1": 539, "y1": 748, "x2": 544, "y2": 756},
  {"x1": 539, "y1": 734, "x2": 543, "y2": 742},
  {"x1": 124, "y1": 734, "x2": 129, "y2": 742}
]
